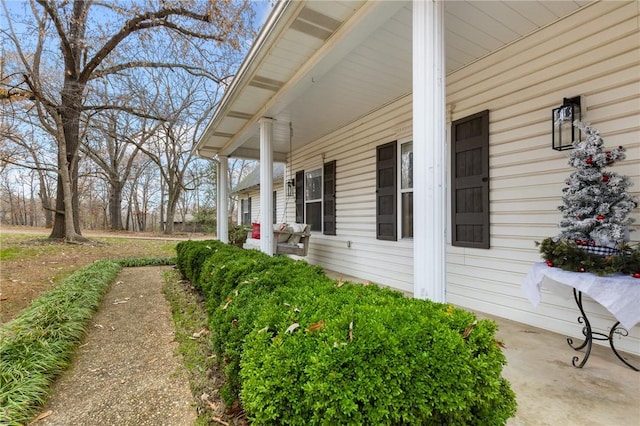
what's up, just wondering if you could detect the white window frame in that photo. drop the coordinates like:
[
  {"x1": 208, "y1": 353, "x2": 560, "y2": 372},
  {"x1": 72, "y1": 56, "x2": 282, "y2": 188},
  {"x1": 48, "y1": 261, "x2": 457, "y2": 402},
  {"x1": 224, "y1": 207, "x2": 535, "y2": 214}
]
[{"x1": 398, "y1": 138, "x2": 413, "y2": 239}]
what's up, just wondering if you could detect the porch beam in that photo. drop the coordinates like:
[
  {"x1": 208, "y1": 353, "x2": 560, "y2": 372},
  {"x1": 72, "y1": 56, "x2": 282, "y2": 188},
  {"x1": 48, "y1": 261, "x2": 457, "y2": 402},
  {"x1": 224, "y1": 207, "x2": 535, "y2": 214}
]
[
  {"x1": 413, "y1": 0, "x2": 446, "y2": 302},
  {"x1": 259, "y1": 118, "x2": 275, "y2": 255},
  {"x1": 217, "y1": 156, "x2": 229, "y2": 243},
  {"x1": 229, "y1": 147, "x2": 287, "y2": 163}
]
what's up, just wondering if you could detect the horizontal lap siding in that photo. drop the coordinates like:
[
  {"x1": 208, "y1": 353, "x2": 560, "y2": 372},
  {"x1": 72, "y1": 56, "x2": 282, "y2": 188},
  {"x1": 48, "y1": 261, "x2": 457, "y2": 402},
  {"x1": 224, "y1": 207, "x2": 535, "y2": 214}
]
[
  {"x1": 446, "y1": 1, "x2": 640, "y2": 354},
  {"x1": 287, "y1": 96, "x2": 415, "y2": 294}
]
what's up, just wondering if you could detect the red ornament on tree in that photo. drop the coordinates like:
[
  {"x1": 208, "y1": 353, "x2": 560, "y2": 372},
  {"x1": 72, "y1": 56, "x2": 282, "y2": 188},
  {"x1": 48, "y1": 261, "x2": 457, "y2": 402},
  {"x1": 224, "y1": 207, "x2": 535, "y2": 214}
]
[
  {"x1": 586, "y1": 157, "x2": 593, "y2": 164},
  {"x1": 602, "y1": 174, "x2": 609, "y2": 182},
  {"x1": 597, "y1": 215, "x2": 605, "y2": 221},
  {"x1": 545, "y1": 260, "x2": 554, "y2": 267},
  {"x1": 633, "y1": 273, "x2": 640, "y2": 279},
  {"x1": 605, "y1": 151, "x2": 611, "y2": 157},
  {"x1": 578, "y1": 266, "x2": 586, "y2": 273}
]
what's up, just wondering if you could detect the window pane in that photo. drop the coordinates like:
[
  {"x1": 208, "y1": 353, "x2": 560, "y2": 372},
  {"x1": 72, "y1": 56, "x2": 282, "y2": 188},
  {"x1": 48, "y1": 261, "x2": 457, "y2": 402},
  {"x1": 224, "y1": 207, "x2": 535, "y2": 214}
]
[
  {"x1": 305, "y1": 169, "x2": 322, "y2": 201},
  {"x1": 306, "y1": 202, "x2": 322, "y2": 231},
  {"x1": 401, "y1": 192, "x2": 413, "y2": 238},
  {"x1": 401, "y1": 142, "x2": 413, "y2": 189}
]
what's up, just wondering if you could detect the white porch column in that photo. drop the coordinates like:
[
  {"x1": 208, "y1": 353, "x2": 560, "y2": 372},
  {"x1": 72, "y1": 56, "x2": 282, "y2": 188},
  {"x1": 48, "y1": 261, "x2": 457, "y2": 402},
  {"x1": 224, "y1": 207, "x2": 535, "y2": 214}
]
[
  {"x1": 413, "y1": 0, "x2": 446, "y2": 302},
  {"x1": 259, "y1": 118, "x2": 275, "y2": 255},
  {"x1": 217, "y1": 156, "x2": 229, "y2": 243}
]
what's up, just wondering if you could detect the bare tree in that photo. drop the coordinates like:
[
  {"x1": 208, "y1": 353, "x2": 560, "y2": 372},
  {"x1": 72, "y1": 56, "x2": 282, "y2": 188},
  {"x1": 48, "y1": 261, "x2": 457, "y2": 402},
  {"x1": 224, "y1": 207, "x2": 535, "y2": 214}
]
[
  {"x1": 81, "y1": 110, "x2": 149, "y2": 230},
  {"x1": 131, "y1": 66, "x2": 222, "y2": 234},
  {"x1": 1, "y1": 0, "x2": 254, "y2": 241}
]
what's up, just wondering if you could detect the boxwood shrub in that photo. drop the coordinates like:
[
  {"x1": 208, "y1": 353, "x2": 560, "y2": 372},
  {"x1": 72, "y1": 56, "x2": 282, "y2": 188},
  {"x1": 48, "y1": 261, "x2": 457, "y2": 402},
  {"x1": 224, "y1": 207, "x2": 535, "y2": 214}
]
[{"x1": 176, "y1": 240, "x2": 517, "y2": 425}]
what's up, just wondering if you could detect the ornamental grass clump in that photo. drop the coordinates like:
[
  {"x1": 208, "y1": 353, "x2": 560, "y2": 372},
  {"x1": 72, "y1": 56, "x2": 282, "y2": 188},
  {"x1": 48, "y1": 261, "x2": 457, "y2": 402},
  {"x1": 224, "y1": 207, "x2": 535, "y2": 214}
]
[
  {"x1": 0, "y1": 257, "x2": 175, "y2": 425},
  {"x1": 0, "y1": 260, "x2": 122, "y2": 425},
  {"x1": 176, "y1": 240, "x2": 517, "y2": 424}
]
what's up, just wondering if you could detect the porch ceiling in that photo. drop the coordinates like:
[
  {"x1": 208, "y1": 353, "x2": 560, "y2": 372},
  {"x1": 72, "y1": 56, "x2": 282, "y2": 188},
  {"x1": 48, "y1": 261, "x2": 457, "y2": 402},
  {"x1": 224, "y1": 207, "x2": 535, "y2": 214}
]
[{"x1": 195, "y1": 0, "x2": 590, "y2": 161}]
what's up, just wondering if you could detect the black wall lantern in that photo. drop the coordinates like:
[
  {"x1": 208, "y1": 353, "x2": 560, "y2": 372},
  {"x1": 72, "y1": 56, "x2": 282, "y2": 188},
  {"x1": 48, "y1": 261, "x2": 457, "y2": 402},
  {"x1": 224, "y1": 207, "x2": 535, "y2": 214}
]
[
  {"x1": 286, "y1": 178, "x2": 295, "y2": 197},
  {"x1": 552, "y1": 96, "x2": 581, "y2": 151}
]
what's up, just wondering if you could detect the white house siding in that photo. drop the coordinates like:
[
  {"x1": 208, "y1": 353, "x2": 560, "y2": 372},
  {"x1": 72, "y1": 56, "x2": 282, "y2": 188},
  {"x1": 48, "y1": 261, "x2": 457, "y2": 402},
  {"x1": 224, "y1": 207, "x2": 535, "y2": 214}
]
[
  {"x1": 237, "y1": 184, "x2": 286, "y2": 227},
  {"x1": 286, "y1": 95, "x2": 415, "y2": 294},
  {"x1": 445, "y1": 1, "x2": 640, "y2": 354},
  {"x1": 279, "y1": 1, "x2": 639, "y2": 354}
]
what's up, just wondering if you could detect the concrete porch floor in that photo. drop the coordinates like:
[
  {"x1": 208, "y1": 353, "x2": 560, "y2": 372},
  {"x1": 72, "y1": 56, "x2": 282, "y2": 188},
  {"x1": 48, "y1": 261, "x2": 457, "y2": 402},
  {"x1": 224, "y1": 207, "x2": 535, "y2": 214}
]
[
  {"x1": 481, "y1": 312, "x2": 639, "y2": 426},
  {"x1": 323, "y1": 270, "x2": 640, "y2": 425}
]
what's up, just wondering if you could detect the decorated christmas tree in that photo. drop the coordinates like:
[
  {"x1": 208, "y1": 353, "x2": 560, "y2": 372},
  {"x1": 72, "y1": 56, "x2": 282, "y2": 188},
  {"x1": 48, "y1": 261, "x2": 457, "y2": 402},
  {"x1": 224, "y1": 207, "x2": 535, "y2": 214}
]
[
  {"x1": 539, "y1": 121, "x2": 640, "y2": 276},
  {"x1": 557, "y1": 122, "x2": 636, "y2": 249}
]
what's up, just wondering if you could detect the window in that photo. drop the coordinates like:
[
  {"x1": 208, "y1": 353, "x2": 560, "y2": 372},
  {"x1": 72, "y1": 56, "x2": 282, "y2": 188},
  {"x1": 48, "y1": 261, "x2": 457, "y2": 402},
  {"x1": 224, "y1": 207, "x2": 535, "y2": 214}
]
[
  {"x1": 451, "y1": 110, "x2": 490, "y2": 248},
  {"x1": 400, "y1": 141, "x2": 413, "y2": 239},
  {"x1": 241, "y1": 197, "x2": 251, "y2": 225},
  {"x1": 295, "y1": 160, "x2": 336, "y2": 234},
  {"x1": 305, "y1": 168, "x2": 322, "y2": 231},
  {"x1": 376, "y1": 140, "x2": 413, "y2": 240}
]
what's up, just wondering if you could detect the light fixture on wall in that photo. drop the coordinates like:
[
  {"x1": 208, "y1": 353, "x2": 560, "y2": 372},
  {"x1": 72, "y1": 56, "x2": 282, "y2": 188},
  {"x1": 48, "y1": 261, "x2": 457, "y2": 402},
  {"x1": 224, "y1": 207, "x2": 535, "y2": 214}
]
[
  {"x1": 286, "y1": 178, "x2": 295, "y2": 197},
  {"x1": 552, "y1": 96, "x2": 581, "y2": 151}
]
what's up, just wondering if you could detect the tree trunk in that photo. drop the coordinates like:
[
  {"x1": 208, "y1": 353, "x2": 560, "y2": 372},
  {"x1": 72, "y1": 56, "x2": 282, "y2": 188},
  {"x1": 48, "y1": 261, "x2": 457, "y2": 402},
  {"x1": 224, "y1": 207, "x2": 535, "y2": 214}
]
[
  {"x1": 109, "y1": 179, "x2": 124, "y2": 230},
  {"x1": 50, "y1": 78, "x2": 86, "y2": 241},
  {"x1": 164, "y1": 196, "x2": 176, "y2": 235}
]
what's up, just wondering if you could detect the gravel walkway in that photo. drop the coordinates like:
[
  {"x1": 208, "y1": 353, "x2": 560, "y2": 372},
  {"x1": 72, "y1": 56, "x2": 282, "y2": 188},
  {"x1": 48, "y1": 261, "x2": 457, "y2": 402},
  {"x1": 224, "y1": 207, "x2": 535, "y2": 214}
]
[{"x1": 37, "y1": 266, "x2": 196, "y2": 425}]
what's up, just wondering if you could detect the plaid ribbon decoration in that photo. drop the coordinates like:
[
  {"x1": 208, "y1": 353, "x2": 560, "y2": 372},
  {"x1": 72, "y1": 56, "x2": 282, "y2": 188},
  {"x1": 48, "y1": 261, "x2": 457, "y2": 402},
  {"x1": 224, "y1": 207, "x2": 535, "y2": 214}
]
[{"x1": 578, "y1": 244, "x2": 620, "y2": 257}]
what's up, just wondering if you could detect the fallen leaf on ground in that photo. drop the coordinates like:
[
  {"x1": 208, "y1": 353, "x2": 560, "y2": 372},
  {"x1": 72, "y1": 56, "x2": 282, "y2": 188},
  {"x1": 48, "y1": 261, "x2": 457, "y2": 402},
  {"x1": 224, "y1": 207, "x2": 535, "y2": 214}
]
[
  {"x1": 462, "y1": 320, "x2": 477, "y2": 339},
  {"x1": 29, "y1": 410, "x2": 53, "y2": 423},
  {"x1": 192, "y1": 328, "x2": 209, "y2": 338},
  {"x1": 307, "y1": 321, "x2": 325, "y2": 332},
  {"x1": 222, "y1": 298, "x2": 232, "y2": 310},
  {"x1": 212, "y1": 416, "x2": 229, "y2": 426},
  {"x1": 285, "y1": 323, "x2": 300, "y2": 333}
]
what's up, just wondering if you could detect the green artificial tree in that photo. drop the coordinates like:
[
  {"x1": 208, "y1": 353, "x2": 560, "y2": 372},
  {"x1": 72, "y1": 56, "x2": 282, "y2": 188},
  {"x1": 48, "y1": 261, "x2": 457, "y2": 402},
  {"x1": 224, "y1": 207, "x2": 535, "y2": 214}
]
[{"x1": 539, "y1": 121, "x2": 640, "y2": 276}]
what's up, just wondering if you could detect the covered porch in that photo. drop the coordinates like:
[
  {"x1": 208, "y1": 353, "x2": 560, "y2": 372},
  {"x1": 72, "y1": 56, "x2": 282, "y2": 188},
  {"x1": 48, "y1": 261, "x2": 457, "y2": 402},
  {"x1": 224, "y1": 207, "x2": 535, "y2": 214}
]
[
  {"x1": 489, "y1": 313, "x2": 639, "y2": 425},
  {"x1": 195, "y1": 0, "x2": 640, "y2": 357}
]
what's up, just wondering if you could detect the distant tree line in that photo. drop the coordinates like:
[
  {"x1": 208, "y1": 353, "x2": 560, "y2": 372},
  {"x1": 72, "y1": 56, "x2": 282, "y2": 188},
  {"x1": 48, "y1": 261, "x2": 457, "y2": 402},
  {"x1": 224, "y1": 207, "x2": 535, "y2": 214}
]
[{"x1": 0, "y1": 0, "x2": 257, "y2": 237}]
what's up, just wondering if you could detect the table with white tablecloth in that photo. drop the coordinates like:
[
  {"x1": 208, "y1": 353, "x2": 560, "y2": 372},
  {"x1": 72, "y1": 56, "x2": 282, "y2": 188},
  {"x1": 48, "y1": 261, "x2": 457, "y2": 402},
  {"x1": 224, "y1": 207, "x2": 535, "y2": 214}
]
[{"x1": 522, "y1": 262, "x2": 639, "y2": 370}]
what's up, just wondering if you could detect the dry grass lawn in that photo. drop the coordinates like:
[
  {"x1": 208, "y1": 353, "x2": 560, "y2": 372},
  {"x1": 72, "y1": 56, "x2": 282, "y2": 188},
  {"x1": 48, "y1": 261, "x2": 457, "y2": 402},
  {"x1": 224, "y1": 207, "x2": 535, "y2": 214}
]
[{"x1": 0, "y1": 226, "x2": 197, "y2": 323}]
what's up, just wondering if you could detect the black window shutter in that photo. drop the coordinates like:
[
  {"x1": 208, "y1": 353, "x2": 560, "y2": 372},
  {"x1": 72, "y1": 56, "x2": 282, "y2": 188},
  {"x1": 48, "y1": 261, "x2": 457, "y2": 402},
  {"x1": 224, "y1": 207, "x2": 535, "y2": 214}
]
[
  {"x1": 323, "y1": 160, "x2": 336, "y2": 235},
  {"x1": 295, "y1": 170, "x2": 304, "y2": 223},
  {"x1": 451, "y1": 110, "x2": 490, "y2": 248},
  {"x1": 248, "y1": 197, "x2": 252, "y2": 224},
  {"x1": 273, "y1": 191, "x2": 277, "y2": 224},
  {"x1": 376, "y1": 141, "x2": 397, "y2": 240}
]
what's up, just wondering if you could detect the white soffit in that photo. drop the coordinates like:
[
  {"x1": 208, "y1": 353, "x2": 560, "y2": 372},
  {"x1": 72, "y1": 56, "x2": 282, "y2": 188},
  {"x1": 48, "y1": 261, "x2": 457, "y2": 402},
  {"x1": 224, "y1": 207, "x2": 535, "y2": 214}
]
[{"x1": 196, "y1": 0, "x2": 591, "y2": 160}]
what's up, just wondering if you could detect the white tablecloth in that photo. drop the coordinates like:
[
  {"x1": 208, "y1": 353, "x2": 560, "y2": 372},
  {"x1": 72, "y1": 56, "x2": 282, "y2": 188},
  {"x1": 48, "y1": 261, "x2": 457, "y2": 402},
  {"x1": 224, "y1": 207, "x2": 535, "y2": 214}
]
[{"x1": 522, "y1": 262, "x2": 640, "y2": 330}]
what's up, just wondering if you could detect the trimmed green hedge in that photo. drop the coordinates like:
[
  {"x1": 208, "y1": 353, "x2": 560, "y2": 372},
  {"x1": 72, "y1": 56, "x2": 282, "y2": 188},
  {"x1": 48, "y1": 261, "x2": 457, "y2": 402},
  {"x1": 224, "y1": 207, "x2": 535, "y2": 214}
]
[
  {"x1": 0, "y1": 257, "x2": 174, "y2": 425},
  {"x1": 176, "y1": 241, "x2": 517, "y2": 425}
]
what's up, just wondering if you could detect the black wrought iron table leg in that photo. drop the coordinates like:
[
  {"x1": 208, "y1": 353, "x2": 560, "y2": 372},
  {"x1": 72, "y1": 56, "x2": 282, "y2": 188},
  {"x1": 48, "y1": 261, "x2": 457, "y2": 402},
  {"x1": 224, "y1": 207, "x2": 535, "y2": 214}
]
[
  {"x1": 608, "y1": 321, "x2": 639, "y2": 371},
  {"x1": 566, "y1": 289, "x2": 592, "y2": 367},
  {"x1": 567, "y1": 289, "x2": 638, "y2": 371}
]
